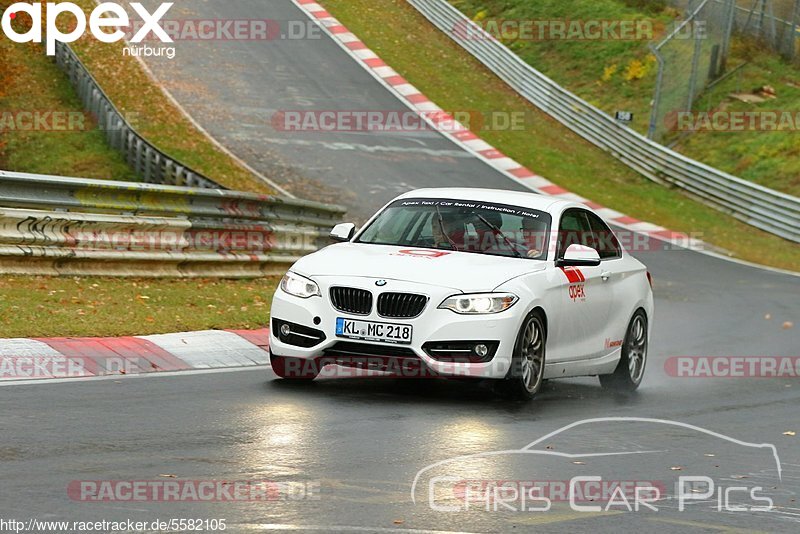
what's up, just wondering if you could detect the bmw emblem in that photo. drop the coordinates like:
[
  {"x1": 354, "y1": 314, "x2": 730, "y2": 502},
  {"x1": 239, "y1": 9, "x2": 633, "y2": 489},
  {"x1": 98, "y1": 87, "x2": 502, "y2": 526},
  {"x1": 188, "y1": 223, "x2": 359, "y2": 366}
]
[{"x1": 375, "y1": 280, "x2": 387, "y2": 287}]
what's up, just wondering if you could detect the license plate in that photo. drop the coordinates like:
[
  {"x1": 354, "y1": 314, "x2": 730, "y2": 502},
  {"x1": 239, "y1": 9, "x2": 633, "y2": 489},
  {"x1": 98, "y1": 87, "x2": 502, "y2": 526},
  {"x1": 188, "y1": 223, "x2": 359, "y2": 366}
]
[{"x1": 335, "y1": 318, "x2": 413, "y2": 345}]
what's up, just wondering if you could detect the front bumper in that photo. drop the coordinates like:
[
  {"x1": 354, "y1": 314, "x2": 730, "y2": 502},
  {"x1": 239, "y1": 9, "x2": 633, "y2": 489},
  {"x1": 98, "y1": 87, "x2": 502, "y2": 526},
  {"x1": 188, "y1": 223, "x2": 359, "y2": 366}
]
[{"x1": 269, "y1": 277, "x2": 522, "y2": 379}]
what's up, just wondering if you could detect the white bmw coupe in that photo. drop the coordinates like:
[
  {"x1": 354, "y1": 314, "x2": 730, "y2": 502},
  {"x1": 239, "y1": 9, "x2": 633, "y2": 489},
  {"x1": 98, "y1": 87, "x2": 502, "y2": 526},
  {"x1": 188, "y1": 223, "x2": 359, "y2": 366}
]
[{"x1": 269, "y1": 188, "x2": 653, "y2": 399}]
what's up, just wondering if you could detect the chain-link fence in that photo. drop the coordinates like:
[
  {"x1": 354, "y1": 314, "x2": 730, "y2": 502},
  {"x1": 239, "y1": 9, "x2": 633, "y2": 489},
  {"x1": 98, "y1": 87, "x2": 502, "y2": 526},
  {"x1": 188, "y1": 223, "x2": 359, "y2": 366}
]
[
  {"x1": 650, "y1": 0, "x2": 800, "y2": 141},
  {"x1": 669, "y1": 0, "x2": 800, "y2": 60},
  {"x1": 731, "y1": 0, "x2": 800, "y2": 60},
  {"x1": 649, "y1": 0, "x2": 736, "y2": 141}
]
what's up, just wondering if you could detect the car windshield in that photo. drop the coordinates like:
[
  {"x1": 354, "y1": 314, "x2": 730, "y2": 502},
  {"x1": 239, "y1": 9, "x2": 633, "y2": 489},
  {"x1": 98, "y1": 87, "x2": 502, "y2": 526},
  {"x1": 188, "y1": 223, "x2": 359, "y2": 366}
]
[{"x1": 356, "y1": 198, "x2": 552, "y2": 260}]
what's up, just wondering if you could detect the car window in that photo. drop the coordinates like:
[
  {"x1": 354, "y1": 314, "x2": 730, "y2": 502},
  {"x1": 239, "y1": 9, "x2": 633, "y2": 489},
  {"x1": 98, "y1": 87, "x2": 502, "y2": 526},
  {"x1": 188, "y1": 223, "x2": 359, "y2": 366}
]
[
  {"x1": 585, "y1": 212, "x2": 622, "y2": 260},
  {"x1": 356, "y1": 198, "x2": 552, "y2": 260},
  {"x1": 558, "y1": 209, "x2": 621, "y2": 260},
  {"x1": 363, "y1": 207, "x2": 426, "y2": 244},
  {"x1": 557, "y1": 209, "x2": 593, "y2": 259}
]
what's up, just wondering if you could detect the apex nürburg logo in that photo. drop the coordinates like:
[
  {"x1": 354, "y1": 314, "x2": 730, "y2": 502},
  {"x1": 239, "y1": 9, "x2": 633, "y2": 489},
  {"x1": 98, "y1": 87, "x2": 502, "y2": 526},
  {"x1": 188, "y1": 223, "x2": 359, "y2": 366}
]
[{"x1": 1, "y1": 2, "x2": 174, "y2": 55}]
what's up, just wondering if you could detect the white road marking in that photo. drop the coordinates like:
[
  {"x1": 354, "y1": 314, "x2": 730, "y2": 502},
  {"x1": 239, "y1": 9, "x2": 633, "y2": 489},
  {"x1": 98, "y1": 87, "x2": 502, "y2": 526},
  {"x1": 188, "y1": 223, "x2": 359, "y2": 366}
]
[{"x1": 259, "y1": 137, "x2": 473, "y2": 158}]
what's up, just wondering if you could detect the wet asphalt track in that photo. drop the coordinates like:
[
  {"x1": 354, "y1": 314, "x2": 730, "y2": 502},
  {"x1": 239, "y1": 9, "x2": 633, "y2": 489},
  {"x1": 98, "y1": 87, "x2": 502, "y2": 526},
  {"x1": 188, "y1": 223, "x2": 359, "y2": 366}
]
[{"x1": 2, "y1": 1, "x2": 799, "y2": 532}]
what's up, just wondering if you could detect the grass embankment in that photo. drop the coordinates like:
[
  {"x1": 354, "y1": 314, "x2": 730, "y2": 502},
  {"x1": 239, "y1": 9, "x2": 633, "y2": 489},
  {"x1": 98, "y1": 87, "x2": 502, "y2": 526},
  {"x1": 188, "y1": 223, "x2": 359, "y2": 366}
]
[
  {"x1": 0, "y1": 276, "x2": 279, "y2": 338},
  {"x1": 449, "y1": 0, "x2": 800, "y2": 196},
  {"x1": 0, "y1": 11, "x2": 135, "y2": 179},
  {"x1": 676, "y1": 41, "x2": 800, "y2": 195},
  {"x1": 0, "y1": 2, "x2": 282, "y2": 338},
  {"x1": 63, "y1": 0, "x2": 273, "y2": 193},
  {"x1": 321, "y1": 0, "x2": 800, "y2": 271},
  {"x1": 0, "y1": 0, "x2": 271, "y2": 193}
]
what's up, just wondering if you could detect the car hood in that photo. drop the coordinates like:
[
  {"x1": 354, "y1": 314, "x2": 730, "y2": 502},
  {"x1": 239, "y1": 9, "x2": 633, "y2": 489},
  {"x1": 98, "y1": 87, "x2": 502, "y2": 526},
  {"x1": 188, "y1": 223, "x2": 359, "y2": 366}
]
[{"x1": 292, "y1": 243, "x2": 546, "y2": 292}]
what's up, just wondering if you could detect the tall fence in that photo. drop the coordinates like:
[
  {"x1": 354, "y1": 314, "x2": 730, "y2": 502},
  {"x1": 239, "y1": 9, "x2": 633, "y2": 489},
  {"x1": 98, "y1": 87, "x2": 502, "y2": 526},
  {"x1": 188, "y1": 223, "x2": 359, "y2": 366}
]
[
  {"x1": 0, "y1": 170, "x2": 345, "y2": 277},
  {"x1": 53, "y1": 41, "x2": 222, "y2": 190},
  {"x1": 671, "y1": 0, "x2": 800, "y2": 60},
  {"x1": 653, "y1": 0, "x2": 800, "y2": 141},
  {"x1": 650, "y1": 0, "x2": 736, "y2": 141},
  {"x1": 733, "y1": 0, "x2": 800, "y2": 58},
  {"x1": 407, "y1": 0, "x2": 800, "y2": 243}
]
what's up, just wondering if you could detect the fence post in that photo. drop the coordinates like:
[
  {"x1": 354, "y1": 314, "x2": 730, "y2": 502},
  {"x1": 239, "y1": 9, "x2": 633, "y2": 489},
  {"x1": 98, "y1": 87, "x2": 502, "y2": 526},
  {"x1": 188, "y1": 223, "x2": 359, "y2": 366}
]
[
  {"x1": 720, "y1": 0, "x2": 736, "y2": 72},
  {"x1": 790, "y1": 0, "x2": 800, "y2": 62},
  {"x1": 687, "y1": 20, "x2": 704, "y2": 110},
  {"x1": 647, "y1": 44, "x2": 665, "y2": 140}
]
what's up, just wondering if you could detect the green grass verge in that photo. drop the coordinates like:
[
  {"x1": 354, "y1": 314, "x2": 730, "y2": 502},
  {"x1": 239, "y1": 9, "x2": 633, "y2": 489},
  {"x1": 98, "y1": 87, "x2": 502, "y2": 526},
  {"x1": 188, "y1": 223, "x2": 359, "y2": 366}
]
[
  {"x1": 676, "y1": 40, "x2": 800, "y2": 195},
  {"x1": 0, "y1": 18, "x2": 136, "y2": 180},
  {"x1": 321, "y1": 0, "x2": 800, "y2": 272},
  {"x1": 1, "y1": 0, "x2": 273, "y2": 193},
  {"x1": 68, "y1": 0, "x2": 274, "y2": 194},
  {"x1": 450, "y1": 0, "x2": 669, "y2": 137},
  {"x1": 448, "y1": 0, "x2": 800, "y2": 196},
  {"x1": 0, "y1": 276, "x2": 278, "y2": 338}
]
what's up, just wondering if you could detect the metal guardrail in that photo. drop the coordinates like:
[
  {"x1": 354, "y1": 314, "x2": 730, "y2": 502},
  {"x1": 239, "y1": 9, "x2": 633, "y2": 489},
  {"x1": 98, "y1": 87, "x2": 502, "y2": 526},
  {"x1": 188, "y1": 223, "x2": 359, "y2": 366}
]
[
  {"x1": 53, "y1": 41, "x2": 221, "y2": 190},
  {"x1": 0, "y1": 170, "x2": 346, "y2": 277},
  {"x1": 407, "y1": 0, "x2": 800, "y2": 243}
]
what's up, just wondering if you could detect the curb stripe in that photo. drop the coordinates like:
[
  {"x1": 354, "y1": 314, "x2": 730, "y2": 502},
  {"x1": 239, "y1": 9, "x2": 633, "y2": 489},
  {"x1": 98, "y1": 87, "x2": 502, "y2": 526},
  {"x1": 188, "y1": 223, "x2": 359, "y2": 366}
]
[
  {"x1": 227, "y1": 328, "x2": 271, "y2": 349},
  {"x1": 0, "y1": 330, "x2": 271, "y2": 383}
]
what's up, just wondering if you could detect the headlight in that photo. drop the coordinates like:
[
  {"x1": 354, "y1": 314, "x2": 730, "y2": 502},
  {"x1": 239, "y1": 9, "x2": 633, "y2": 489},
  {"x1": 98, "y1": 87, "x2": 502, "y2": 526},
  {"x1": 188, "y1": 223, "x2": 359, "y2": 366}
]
[
  {"x1": 280, "y1": 272, "x2": 320, "y2": 298},
  {"x1": 438, "y1": 293, "x2": 518, "y2": 314}
]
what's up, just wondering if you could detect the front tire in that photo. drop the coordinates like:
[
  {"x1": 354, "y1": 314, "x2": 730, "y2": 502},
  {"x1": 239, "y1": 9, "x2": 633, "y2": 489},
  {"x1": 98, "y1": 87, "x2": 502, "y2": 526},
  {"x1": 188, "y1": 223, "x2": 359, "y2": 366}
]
[
  {"x1": 497, "y1": 312, "x2": 546, "y2": 400},
  {"x1": 600, "y1": 310, "x2": 648, "y2": 392},
  {"x1": 270, "y1": 351, "x2": 320, "y2": 380}
]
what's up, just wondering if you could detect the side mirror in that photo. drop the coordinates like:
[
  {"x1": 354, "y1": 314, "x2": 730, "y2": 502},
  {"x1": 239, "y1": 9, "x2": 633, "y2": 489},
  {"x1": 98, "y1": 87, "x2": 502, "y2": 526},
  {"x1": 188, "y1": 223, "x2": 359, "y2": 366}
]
[
  {"x1": 330, "y1": 223, "x2": 356, "y2": 243},
  {"x1": 556, "y1": 244, "x2": 601, "y2": 268}
]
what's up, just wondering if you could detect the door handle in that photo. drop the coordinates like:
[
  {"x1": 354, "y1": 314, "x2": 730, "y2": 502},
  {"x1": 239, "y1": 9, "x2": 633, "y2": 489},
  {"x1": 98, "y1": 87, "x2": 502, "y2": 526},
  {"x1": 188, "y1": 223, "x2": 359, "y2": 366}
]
[{"x1": 601, "y1": 271, "x2": 611, "y2": 282}]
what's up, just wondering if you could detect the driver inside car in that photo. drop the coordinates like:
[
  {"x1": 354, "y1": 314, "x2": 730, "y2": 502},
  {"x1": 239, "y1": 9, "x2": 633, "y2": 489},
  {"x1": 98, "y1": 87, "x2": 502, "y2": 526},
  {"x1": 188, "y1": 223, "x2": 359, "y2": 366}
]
[
  {"x1": 430, "y1": 209, "x2": 466, "y2": 250},
  {"x1": 521, "y1": 218, "x2": 548, "y2": 259}
]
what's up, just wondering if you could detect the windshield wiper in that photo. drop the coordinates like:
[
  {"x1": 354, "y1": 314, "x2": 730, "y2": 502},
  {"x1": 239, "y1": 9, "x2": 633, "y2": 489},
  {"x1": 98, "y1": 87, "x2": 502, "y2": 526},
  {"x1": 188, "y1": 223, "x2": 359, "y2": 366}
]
[
  {"x1": 474, "y1": 212, "x2": 522, "y2": 258},
  {"x1": 435, "y1": 205, "x2": 459, "y2": 251}
]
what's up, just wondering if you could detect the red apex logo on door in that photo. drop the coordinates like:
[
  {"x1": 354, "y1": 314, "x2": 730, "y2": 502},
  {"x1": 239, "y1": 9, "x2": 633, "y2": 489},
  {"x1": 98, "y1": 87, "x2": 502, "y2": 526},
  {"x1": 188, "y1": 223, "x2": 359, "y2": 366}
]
[{"x1": 561, "y1": 267, "x2": 587, "y2": 302}]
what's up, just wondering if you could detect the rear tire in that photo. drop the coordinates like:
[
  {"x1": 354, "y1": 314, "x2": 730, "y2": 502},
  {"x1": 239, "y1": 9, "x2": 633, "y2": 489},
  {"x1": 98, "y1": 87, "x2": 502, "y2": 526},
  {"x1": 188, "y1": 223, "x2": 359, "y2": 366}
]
[
  {"x1": 270, "y1": 351, "x2": 319, "y2": 380},
  {"x1": 496, "y1": 312, "x2": 546, "y2": 400},
  {"x1": 600, "y1": 310, "x2": 648, "y2": 392}
]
